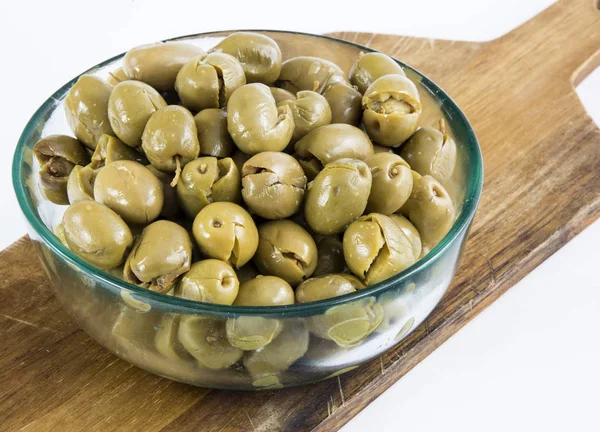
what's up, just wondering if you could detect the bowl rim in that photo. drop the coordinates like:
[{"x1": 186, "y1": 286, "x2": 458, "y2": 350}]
[{"x1": 12, "y1": 29, "x2": 483, "y2": 318}]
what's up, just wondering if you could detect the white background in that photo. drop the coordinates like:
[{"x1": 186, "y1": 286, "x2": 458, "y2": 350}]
[{"x1": 1, "y1": 1, "x2": 599, "y2": 431}]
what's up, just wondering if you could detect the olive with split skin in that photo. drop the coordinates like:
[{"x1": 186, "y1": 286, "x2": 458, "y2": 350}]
[
  {"x1": 400, "y1": 173, "x2": 456, "y2": 254},
  {"x1": 294, "y1": 124, "x2": 373, "y2": 180},
  {"x1": 349, "y1": 52, "x2": 405, "y2": 94},
  {"x1": 322, "y1": 79, "x2": 363, "y2": 126},
  {"x1": 270, "y1": 87, "x2": 296, "y2": 103},
  {"x1": 227, "y1": 83, "x2": 294, "y2": 154},
  {"x1": 124, "y1": 220, "x2": 192, "y2": 293},
  {"x1": 362, "y1": 74, "x2": 422, "y2": 147},
  {"x1": 94, "y1": 160, "x2": 164, "y2": 225},
  {"x1": 278, "y1": 56, "x2": 347, "y2": 94},
  {"x1": 142, "y1": 105, "x2": 200, "y2": 185},
  {"x1": 178, "y1": 316, "x2": 243, "y2": 369},
  {"x1": 227, "y1": 276, "x2": 294, "y2": 351},
  {"x1": 389, "y1": 214, "x2": 422, "y2": 260},
  {"x1": 212, "y1": 32, "x2": 282, "y2": 85},
  {"x1": 253, "y1": 220, "x2": 317, "y2": 287},
  {"x1": 108, "y1": 80, "x2": 167, "y2": 148},
  {"x1": 365, "y1": 152, "x2": 413, "y2": 214},
  {"x1": 146, "y1": 165, "x2": 180, "y2": 220},
  {"x1": 123, "y1": 41, "x2": 205, "y2": 91},
  {"x1": 399, "y1": 119, "x2": 457, "y2": 185},
  {"x1": 177, "y1": 157, "x2": 241, "y2": 218},
  {"x1": 176, "y1": 259, "x2": 239, "y2": 305},
  {"x1": 296, "y1": 275, "x2": 383, "y2": 346},
  {"x1": 241, "y1": 152, "x2": 306, "y2": 219},
  {"x1": 33, "y1": 135, "x2": 90, "y2": 205},
  {"x1": 192, "y1": 202, "x2": 258, "y2": 268},
  {"x1": 278, "y1": 90, "x2": 332, "y2": 142},
  {"x1": 304, "y1": 158, "x2": 372, "y2": 235},
  {"x1": 90, "y1": 134, "x2": 147, "y2": 169},
  {"x1": 62, "y1": 200, "x2": 133, "y2": 269},
  {"x1": 67, "y1": 165, "x2": 98, "y2": 203},
  {"x1": 343, "y1": 213, "x2": 417, "y2": 286},
  {"x1": 175, "y1": 52, "x2": 245, "y2": 112},
  {"x1": 194, "y1": 109, "x2": 235, "y2": 157},
  {"x1": 64, "y1": 75, "x2": 114, "y2": 150}
]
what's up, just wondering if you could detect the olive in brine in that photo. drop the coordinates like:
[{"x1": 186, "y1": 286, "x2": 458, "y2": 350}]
[
  {"x1": 362, "y1": 74, "x2": 422, "y2": 147},
  {"x1": 349, "y1": 52, "x2": 405, "y2": 94},
  {"x1": 278, "y1": 90, "x2": 331, "y2": 142},
  {"x1": 212, "y1": 32, "x2": 282, "y2": 85},
  {"x1": 62, "y1": 201, "x2": 133, "y2": 269},
  {"x1": 107, "y1": 67, "x2": 129, "y2": 86},
  {"x1": 142, "y1": 105, "x2": 200, "y2": 185},
  {"x1": 270, "y1": 87, "x2": 296, "y2": 103},
  {"x1": 124, "y1": 220, "x2": 192, "y2": 293},
  {"x1": 175, "y1": 53, "x2": 245, "y2": 112},
  {"x1": 365, "y1": 152, "x2": 413, "y2": 214},
  {"x1": 194, "y1": 109, "x2": 235, "y2": 157},
  {"x1": 108, "y1": 80, "x2": 167, "y2": 148},
  {"x1": 33, "y1": 135, "x2": 90, "y2": 205},
  {"x1": 304, "y1": 158, "x2": 372, "y2": 235},
  {"x1": 64, "y1": 75, "x2": 114, "y2": 150},
  {"x1": 94, "y1": 160, "x2": 163, "y2": 225},
  {"x1": 90, "y1": 134, "x2": 147, "y2": 169},
  {"x1": 176, "y1": 259, "x2": 239, "y2": 305},
  {"x1": 227, "y1": 83, "x2": 294, "y2": 154},
  {"x1": 322, "y1": 79, "x2": 363, "y2": 126},
  {"x1": 123, "y1": 42, "x2": 205, "y2": 91},
  {"x1": 67, "y1": 165, "x2": 98, "y2": 204},
  {"x1": 278, "y1": 56, "x2": 347, "y2": 94}
]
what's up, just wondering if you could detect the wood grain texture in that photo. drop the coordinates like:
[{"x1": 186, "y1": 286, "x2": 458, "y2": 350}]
[{"x1": 1, "y1": 0, "x2": 599, "y2": 430}]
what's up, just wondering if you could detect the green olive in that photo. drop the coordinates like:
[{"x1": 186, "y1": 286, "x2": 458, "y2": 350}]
[
  {"x1": 146, "y1": 165, "x2": 180, "y2": 220},
  {"x1": 194, "y1": 109, "x2": 235, "y2": 157},
  {"x1": 154, "y1": 315, "x2": 189, "y2": 361},
  {"x1": 278, "y1": 90, "x2": 331, "y2": 142},
  {"x1": 365, "y1": 152, "x2": 413, "y2": 214},
  {"x1": 62, "y1": 201, "x2": 133, "y2": 269},
  {"x1": 232, "y1": 149, "x2": 252, "y2": 173},
  {"x1": 362, "y1": 74, "x2": 422, "y2": 147},
  {"x1": 304, "y1": 158, "x2": 372, "y2": 235},
  {"x1": 349, "y1": 52, "x2": 405, "y2": 94},
  {"x1": 177, "y1": 157, "x2": 242, "y2": 218},
  {"x1": 94, "y1": 160, "x2": 163, "y2": 225},
  {"x1": 337, "y1": 273, "x2": 366, "y2": 290},
  {"x1": 343, "y1": 213, "x2": 417, "y2": 286},
  {"x1": 178, "y1": 316, "x2": 243, "y2": 369},
  {"x1": 175, "y1": 53, "x2": 246, "y2": 112},
  {"x1": 226, "y1": 316, "x2": 283, "y2": 351},
  {"x1": 399, "y1": 174, "x2": 456, "y2": 253},
  {"x1": 278, "y1": 56, "x2": 347, "y2": 94},
  {"x1": 90, "y1": 134, "x2": 147, "y2": 169},
  {"x1": 64, "y1": 75, "x2": 114, "y2": 150},
  {"x1": 123, "y1": 42, "x2": 205, "y2": 91},
  {"x1": 33, "y1": 135, "x2": 90, "y2": 205},
  {"x1": 192, "y1": 202, "x2": 258, "y2": 268},
  {"x1": 141, "y1": 105, "x2": 200, "y2": 182},
  {"x1": 322, "y1": 79, "x2": 363, "y2": 126},
  {"x1": 108, "y1": 80, "x2": 167, "y2": 147},
  {"x1": 234, "y1": 275, "x2": 295, "y2": 306},
  {"x1": 243, "y1": 320, "x2": 309, "y2": 385},
  {"x1": 270, "y1": 87, "x2": 296, "y2": 103},
  {"x1": 227, "y1": 83, "x2": 294, "y2": 154},
  {"x1": 124, "y1": 220, "x2": 192, "y2": 293},
  {"x1": 313, "y1": 236, "x2": 345, "y2": 276},
  {"x1": 107, "y1": 67, "x2": 129, "y2": 86},
  {"x1": 212, "y1": 32, "x2": 282, "y2": 85},
  {"x1": 254, "y1": 220, "x2": 317, "y2": 287},
  {"x1": 296, "y1": 275, "x2": 383, "y2": 346},
  {"x1": 294, "y1": 124, "x2": 373, "y2": 179},
  {"x1": 241, "y1": 152, "x2": 306, "y2": 219},
  {"x1": 389, "y1": 214, "x2": 422, "y2": 260},
  {"x1": 398, "y1": 120, "x2": 457, "y2": 185},
  {"x1": 67, "y1": 165, "x2": 98, "y2": 203},
  {"x1": 235, "y1": 263, "x2": 260, "y2": 284},
  {"x1": 176, "y1": 259, "x2": 239, "y2": 305}
]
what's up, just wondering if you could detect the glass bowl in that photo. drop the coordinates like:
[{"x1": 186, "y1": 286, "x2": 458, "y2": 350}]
[{"x1": 12, "y1": 30, "x2": 483, "y2": 390}]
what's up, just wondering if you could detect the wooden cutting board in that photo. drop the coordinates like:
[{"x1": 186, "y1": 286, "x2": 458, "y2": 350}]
[{"x1": 2, "y1": 0, "x2": 599, "y2": 430}]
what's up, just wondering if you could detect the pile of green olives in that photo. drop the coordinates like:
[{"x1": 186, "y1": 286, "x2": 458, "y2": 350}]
[{"x1": 34, "y1": 33, "x2": 459, "y2": 384}]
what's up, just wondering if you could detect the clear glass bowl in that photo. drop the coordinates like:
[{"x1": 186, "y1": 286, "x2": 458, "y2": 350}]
[{"x1": 12, "y1": 30, "x2": 483, "y2": 390}]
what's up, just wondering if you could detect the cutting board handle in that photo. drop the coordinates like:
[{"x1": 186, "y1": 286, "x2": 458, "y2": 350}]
[{"x1": 499, "y1": 0, "x2": 600, "y2": 85}]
